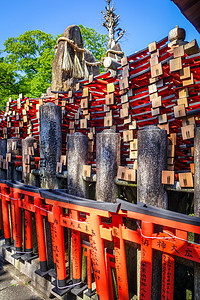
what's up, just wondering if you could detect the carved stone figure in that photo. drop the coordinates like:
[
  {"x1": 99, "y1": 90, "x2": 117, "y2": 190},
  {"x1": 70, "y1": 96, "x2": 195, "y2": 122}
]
[{"x1": 48, "y1": 25, "x2": 100, "y2": 94}]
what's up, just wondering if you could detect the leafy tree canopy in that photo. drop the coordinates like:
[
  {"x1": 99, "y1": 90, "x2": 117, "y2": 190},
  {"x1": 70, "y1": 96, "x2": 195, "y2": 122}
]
[{"x1": 0, "y1": 26, "x2": 108, "y2": 107}]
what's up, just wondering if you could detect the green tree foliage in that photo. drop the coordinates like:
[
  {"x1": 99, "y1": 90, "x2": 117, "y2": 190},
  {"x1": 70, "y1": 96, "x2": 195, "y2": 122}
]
[
  {"x1": 2, "y1": 30, "x2": 57, "y2": 100},
  {"x1": 79, "y1": 24, "x2": 108, "y2": 72},
  {"x1": 0, "y1": 26, "x2": 108, "y2": 106}
]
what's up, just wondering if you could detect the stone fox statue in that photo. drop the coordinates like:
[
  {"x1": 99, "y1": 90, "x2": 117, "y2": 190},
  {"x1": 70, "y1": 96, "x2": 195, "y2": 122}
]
[{"x1": 49, "y1": 25, "x2": 100, "y2": 94}]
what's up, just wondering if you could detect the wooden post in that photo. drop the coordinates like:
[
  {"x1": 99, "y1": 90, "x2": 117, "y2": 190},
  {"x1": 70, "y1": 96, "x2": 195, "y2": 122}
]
[{"x1": 137, "y1": 126, "x2": 168, "y2": 300}]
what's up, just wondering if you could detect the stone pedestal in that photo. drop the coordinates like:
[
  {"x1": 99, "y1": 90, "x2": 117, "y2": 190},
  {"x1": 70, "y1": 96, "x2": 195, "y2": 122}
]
[
  {"x1": 137, "y1": 126, "x2": 168, "y2": 209},
  {"x1": 96, "y1": 129, "x2": 120, "y2": 202},
  {"x1": 40, "y1": 103, "x2": 62, "y2": 189},
  {"x1": 137, "y1": 126, "x2": 168, "y2": 300},
  {"x1": 7, "y1": 138, "x2": 22, "y2": 181},
  {"x1": 67, "y1": 132, "x2": 88, "y2": 198}
]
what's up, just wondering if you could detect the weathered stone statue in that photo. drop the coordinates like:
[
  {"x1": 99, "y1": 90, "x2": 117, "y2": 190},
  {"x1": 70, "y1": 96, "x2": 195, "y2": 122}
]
[{"x1": 48, "y1": 25, "x2": 100, "y2": 94}]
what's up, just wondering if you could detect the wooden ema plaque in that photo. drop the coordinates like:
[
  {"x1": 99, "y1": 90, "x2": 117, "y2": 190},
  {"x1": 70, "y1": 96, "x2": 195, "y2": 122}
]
[
  {"x1": 82, "y1": 165, "x2": 91, "y2": 178},
  {"x1": 130, "y1": 150, "x2": 137, "y2": 160},
  {"x1": 56, "y1": 162, "x2": 63, "y2": 173},
  {"x1": 123, "y1": 130, "x2": 133, "y2": 142},
  {"x1": 178, "y1": 172, "x2": 193, "y2": 188},
  {"x1": 107, "y1": 83, "x2": 115, "y2": 94},
  {"x1": 124, "y1": 114, "x2": 131, "y2": 125},
  {"x1": 121, "y1": 94, "x2": 129, "y2": 103},
  {"x1": 104, "y1": 115, "x2": 113, "y2": 127},
  {"x1": 151, "y1": 63, "x2": 163, "y2": 78},
  {"x1": 151, "y1": 108, "x2": 160, "y2": 116},
  {"x1": 162, "y1": 170, "x2": 175, "y2": 185},
  {"x1": 168, "y1": 133, "x2": 177, "y2": 145},
  {"x1": 80, "y1": 118, "x2": 87, "y2": 129},
  {"x1": 182, "y1": 116, "x2": 195, "y2": 127},
  {"x1": 148, "y1": 41, "x2": 157, "y2": 53},
  {"x1": 117, "y1": 166, "x2": 126, "y2": 180},
  {"x1": 148, "y1": 83, "x2": 157, "y2": 94},
  {"x1": 117, "y1": 166, "x2": 136, "y2": 182},
  {"x1": 158, "y1": 123, "x2": 169, "y2": 134},
  {"x1": 120, "y1": 106, "x2": 129, "y2": 118},
  {"x1": 159, "y1": 114, "x2": 167, "y2": 124},
  {"x1": 170, "y1": 57, "x2": 182, "y2": 72},
  {"x1": 152, "y1": 96, "x2": 162, "y2": 108},
  {"x1": 177, "y1": 97, "x2": 188, "y2": 108},
  {"x1": 150, "y1": 56, "x2": 158, "y2": 67},
  {"x1": 81, "y1": 98, "x2": 89, "y2": 109},
  {"x1": 125, "y1": 168, "x2": 136, "y2": 182},
  {"x1": 183, "y1": 73, "x2": 194, "y2": 86},
  {"x1": 129, "y1": 120, "x2": 137, "y2": 130},
  {"x1": 173, "y1": 45, "x2": 184, "y2": 58},
  {"x1": 121, "y1": 56, "x2": 128, "y2": 67},
  {"x1": 130, "y1": 139, "x2": 138, "y2": 151},
  {"x1": 180, "y1": 66, "x2": 191, "y2": 80},
  {"x1": 174, "y1": 104, "x2": 186, "y2": 118},
  {"x1": 105, "y1": 93, "x2": 114, "y2": 106},
  {"x1": 122, "y1": 67, "x2": 129, "y2": 78},
  {"x1": 181, "y1": 125, "x2": 194, "y2": 140},
  {"x1": 179, "y1": 88, "x2": 189, "y2": 98},
  {"x1": 82, "y1": 87, "x2": 89, "y2": 97},
  {"x1": 119, "y1": 77, "x2": 129, "y2": 91},
  {"x1": 167, "y1": 145, "x2": 175, "y2": 157}
]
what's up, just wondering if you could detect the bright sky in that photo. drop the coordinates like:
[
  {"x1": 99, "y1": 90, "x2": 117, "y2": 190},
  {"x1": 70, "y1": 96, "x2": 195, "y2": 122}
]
[{"x1": 0, "y1": 0, "x2": 199, "y2": 56}]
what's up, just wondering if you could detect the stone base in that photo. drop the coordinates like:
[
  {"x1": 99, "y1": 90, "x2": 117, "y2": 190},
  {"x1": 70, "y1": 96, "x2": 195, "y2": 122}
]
[
  {"x1": 0, "y1": 239, "x2": 54, "y2": 298},
  {"x1": 0, "y1": 239, "x2": 98, "y2": 300}
]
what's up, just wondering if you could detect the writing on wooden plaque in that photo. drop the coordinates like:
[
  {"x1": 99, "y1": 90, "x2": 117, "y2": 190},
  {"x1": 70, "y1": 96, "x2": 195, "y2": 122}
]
[
  {"x1": 107, "y1": 83, "x2": 115, "y2": 94},
  {"x1": 82, "y1": 165, "x2": 91, "y2": 178},
  {"x1": 182, "y1": 116, "x2": 195, "y2": 127},
  {"x1": 105, "y1": 93, "x2": 114, "y2": 105},
  {"x1": 123, "y1": 130, "x2": 133, "y2": 142},
  {"x1": 170, "y1": 57, "x2": 182, "y2": 72},
  {"x1": 158, "y1": 123, "x2": 169, "y2": 134},
  {"x1": 177, "y1": 97, "x2": 188, "y2": 108},
  {"x1": 183, "y1": 73, "x2": 194, "y2": 86},
  {"x1": 125, "y1": 168, "x2": 136, "y2": 182},
  {"x1": 181, "y1": 125, "x2": 194, "y2": 140},
  {"x1": 130, "y1": 139, "x2": 138, "y2": 151},
  {"x1": 151, "y1": 63, "x2": 163, "y2": 78},
  {"x1": 179, "y1": 88, "x2": 189, "y2": 98},
  {"x1": 180, "y1": 66, "x2": 191, "y2": 80},
  {"x1": 117, "y1": 166, "x2": 127, "y2": 180},
  {"x1": 167, "y1": 145, "x2": 175, "y2": 157},
  {"x1": 174, "y1": 104, "x2": 186, "y2": 118},
  {"x1": 162, "y1": 170, "x2": 175, "y2": 185},
  {"x1": 148, "y1": 41, "x2": 157, "y2": 53},
  {"x1": 173, "y1": 45, "x2": 184, "y2": 58},
  {"x1": 130, "y1": 150, "x2": 137, "y2": 159},
  {"x1": 152, "y1": 96, "x2": 162, "y2": 108},
  {"x1": 178, "y1": 172, "x2": 193, "y2": 188}
]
